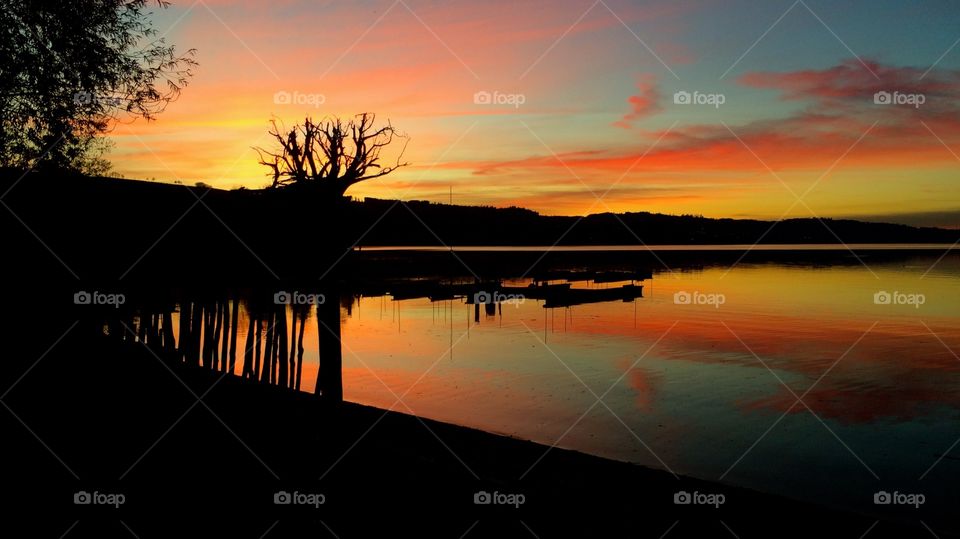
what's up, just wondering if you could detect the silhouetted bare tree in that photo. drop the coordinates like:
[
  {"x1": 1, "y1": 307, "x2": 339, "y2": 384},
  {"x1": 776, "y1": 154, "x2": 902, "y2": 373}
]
[{"x1": 254, "y1": 113, "x2": 409, "y2": 196}]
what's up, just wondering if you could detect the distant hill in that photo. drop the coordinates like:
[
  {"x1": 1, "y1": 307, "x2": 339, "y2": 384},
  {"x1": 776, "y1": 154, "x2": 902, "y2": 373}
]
[{"x1": 348, "y1": 197, "x2": 960, "y2": 246}]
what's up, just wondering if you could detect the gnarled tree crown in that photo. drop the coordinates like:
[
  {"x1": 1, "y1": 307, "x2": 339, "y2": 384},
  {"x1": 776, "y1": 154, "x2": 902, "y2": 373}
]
[{"x1": 254, "y1": 113, "x2": 409, "y2": 196}]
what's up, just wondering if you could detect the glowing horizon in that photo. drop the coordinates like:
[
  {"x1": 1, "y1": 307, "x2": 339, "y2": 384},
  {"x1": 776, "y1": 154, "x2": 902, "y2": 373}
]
[{"x1": 107, "y1": 0, "x2": 960, "y2": 227}]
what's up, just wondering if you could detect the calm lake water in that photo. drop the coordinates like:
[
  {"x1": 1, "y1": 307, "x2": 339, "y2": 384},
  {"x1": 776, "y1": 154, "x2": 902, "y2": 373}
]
[{"x1": 178, "y1": 248, "x2": 960, "y2": 517}]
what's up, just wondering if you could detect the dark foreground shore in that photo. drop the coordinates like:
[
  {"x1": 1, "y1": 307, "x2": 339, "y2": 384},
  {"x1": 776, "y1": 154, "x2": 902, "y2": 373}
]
[
  {"x1": 2, "y1": 174, "x2": 955, "y2": 537},
  {"x1": 1, "y1": 318, "x2": 943, "y2": 539}
]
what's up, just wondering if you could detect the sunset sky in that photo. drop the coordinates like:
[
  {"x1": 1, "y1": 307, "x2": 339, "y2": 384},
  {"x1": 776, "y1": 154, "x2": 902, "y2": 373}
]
[{"x1": 110, "y1": 0, "x2": 960, "y2": 226}]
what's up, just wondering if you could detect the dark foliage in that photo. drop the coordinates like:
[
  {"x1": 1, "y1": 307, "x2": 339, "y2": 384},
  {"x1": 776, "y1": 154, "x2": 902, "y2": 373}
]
[{"x1": 0, "y1": 0, "x2": 195, "y2": 173}]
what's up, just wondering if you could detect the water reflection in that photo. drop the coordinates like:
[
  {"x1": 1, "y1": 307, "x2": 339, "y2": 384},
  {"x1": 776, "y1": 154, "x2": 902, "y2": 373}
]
[
  {"x1": 334, "y1": 256, "x2": 960, "y2": 517},
  {"x1": 107, "y1": 292, "x2": 345, "y2": 399},
  {"x1": 94, "y1": 253, "x2": 960, "y2": 517}
]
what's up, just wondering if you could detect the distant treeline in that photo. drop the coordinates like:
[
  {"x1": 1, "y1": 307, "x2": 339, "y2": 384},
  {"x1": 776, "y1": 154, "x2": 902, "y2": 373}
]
[{"x1": 347, "y1": 197, "x2": 960, "y2": 246}]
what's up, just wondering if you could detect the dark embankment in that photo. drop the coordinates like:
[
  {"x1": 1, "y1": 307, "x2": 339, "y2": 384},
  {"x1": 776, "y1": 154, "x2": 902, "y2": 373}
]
[
  {"x1": 1, "y1": 302, "x2": 943, "y2": 538},
  {"x1": 2, "y1": 172, "x2": 958, "y2": 284},
  {"x1": 2, "y1": 172, "x2": 351, "y2": 283}
]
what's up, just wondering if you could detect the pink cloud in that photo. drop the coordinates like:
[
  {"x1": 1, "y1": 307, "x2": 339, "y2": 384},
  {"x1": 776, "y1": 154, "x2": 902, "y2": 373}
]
[
  {"x1": 739, "y1": 59, "x2": 960, "y2": 109},
  {"x1": 449, "y1": 59, "x2": 960, "y2": 179},
  {"x1": 613, "y1": 74, "x2": 662, "y2": 128}
]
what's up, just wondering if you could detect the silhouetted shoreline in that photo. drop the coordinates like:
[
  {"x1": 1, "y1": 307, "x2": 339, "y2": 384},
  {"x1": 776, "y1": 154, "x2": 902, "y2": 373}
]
[{"x1": 3, "y1": 171, "x2": 957, "y2": 283}]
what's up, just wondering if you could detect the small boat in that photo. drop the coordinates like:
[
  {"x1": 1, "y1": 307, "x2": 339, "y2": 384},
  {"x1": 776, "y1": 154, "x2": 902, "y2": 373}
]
[
  {"x1": 389, "y1": 280, "x2": 441, "y2": 300},
  {"x1": 526, "y1": 282, "x2": 573, "y2": 290},
  {"x1": 543, "y1": 284, "x2": 643, "y2": 308},
  {"x1": 500, "y1": 282, "x2": 572, "y2": 300},
  {"x1": 592, "y1": 270, "x2": 652, "y2": 283},
  {"x1": 534, "y1": 268, "x2": 652, "y2": 283}
]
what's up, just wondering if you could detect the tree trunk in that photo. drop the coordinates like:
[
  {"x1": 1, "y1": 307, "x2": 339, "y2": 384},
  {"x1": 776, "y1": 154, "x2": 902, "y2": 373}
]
[
  {"x1": 202, "y1": 303, "x2": 215, "y2": 368},
  {"x1": 277, "y1": 306, "x2": 288, "y2": 389},
  {"x1": 229, "y1": 299, "x2": 240, "y2": 373},
  {"x1": 137, "y1": 313, "x2": 147, "y2": 343},
  {"x1": 178, "y1": 302, "x2": 191, "y2": 363},
  {"x1": 162, "y1": 312, "x2": 175, "y2": 357},
  {"x1": 212, "y1": 301, "x2": 223, "y2": 370},
  {"x1": 253, "y1": 318, "x2": 262, "y2": 379},
  {"x1": 242, "y1": 316, "x2": 254, "y2": 378},
  {"x1": 295, "y1": 310, "x2": 306, "y2": 391},
  {"x1": 315, "y1": 293, "x2": 343, "y2": 401},
  {"x1": 262, "y1": 313, "x2": 275, "y2": 383},
  {"x1": 190, "y1": 302, "x2": 203, "y2": 365},
  {"x1": 220, "y1": 300, "x2": 230, "y2": 371}
]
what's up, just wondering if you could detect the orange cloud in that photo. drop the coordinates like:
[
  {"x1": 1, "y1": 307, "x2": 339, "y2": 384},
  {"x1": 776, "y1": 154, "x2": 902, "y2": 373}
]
[{"x1": 613, "y1": 74, "x2": 662, "y2": 128}]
